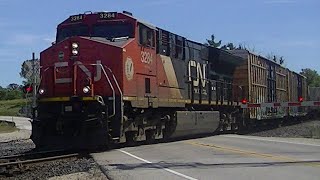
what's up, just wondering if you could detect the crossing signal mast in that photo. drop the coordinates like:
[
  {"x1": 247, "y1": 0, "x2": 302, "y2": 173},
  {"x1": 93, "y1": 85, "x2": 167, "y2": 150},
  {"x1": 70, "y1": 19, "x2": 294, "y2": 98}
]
[{"x1": 22, "y1": 52, "x2": 39, "y2": 118}]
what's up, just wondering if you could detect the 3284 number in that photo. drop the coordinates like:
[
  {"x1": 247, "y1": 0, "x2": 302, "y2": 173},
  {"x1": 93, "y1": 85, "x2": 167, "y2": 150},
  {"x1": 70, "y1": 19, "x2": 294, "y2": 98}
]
[
  {"x1": 70, "y1": 15, "x2": 83, "y2": 22},
  {"x1": 99, "y1": 12, "x2": 116, "y2": 19}
]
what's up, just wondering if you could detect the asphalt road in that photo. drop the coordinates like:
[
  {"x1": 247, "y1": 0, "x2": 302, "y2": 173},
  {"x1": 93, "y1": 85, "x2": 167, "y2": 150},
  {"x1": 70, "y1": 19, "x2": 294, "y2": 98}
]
[{"x1": 92, "y1": 135, "x2": 320, "y2": 180}]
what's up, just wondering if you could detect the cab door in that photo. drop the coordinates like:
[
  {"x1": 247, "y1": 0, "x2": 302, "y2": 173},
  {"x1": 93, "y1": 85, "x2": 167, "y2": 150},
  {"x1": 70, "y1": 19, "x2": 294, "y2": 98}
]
[{"x1": 136, "y1": 23, "x2": 158, "y2": 108}]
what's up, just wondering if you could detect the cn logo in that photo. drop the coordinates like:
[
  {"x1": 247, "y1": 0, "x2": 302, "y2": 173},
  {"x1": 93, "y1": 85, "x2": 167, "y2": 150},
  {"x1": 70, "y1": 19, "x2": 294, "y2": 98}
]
[
  {"x1": 54, "y1": 60, "x2": 102, "y2": 84},
  {"x1": 188, "y1": 60, "x2": 207, "y2": 88}
]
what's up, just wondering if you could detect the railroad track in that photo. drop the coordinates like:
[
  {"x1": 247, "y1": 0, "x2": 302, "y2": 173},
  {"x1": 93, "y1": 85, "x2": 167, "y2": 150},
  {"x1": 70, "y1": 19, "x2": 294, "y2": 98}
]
[{"x1": 0, "y1": 150, "x2": 85, "y2": 177}]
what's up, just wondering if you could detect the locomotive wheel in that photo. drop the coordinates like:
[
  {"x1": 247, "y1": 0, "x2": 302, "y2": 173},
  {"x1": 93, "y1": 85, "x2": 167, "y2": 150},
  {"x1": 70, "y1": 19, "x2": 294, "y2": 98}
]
[
  {"x1": 125, "y1": 131, "x2": 137, "y2": 146},
  {"x1": 223, "y1": 124, "x2": 228, "y2": 131},
  {"x1": 231, "y1": 123, "x2": 237, "y2": 131},
  {"x1": 146, "y1": 130, "x2": 156, "y2": 143}
]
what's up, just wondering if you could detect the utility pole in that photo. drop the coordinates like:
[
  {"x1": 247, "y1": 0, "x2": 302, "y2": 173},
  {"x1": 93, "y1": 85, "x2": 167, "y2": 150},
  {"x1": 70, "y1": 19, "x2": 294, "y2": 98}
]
[{"x1": 32, "y1": 52, "x2": 37, "y2": 114}]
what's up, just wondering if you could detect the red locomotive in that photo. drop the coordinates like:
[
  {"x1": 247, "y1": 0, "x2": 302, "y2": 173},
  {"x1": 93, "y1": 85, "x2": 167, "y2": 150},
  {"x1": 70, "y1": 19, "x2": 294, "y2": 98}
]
[{"x1": 32, "y1": 11, "x2": 309, "y2": 148}]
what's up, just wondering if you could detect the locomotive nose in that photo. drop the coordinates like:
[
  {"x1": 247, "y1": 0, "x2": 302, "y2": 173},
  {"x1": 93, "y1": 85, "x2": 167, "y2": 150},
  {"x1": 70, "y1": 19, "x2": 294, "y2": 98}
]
[{"x1": 39, "y1": 36, "x2": 124, "y2": 98}]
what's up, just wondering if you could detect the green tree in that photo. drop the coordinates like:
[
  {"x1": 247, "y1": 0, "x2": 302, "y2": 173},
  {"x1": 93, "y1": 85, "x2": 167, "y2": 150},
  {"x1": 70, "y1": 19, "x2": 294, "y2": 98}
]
[
  {"x1": 266, "y1": 53, "x2": 285, "y2": 65},
  {"x1": 7, "y1": 83, "x2": 19, "y2": 90},
  {"x1": 20, "y1": 59, "x2": 40, "y2": 85},
  {"x1": 6, "y1": 89, "x2": 23, "y2": 100},
  {"x1": 0, "y1": 89, "x2": 6, "y2": 100},
  {"x1": 300, "y1": 68, "x2": 320, "y2": 87},
  {"x1": 0, "y1": 88, "x2": 23, "y2": 100},
  {"x1": 221, "y1": 43, "x2": 236, "y2": 50},
  {"x1": 205, "y1": 34, "x2": 222, "y2": 48}
]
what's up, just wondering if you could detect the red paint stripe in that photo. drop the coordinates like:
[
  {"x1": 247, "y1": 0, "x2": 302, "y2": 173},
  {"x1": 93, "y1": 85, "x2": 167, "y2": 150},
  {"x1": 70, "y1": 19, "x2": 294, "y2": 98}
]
[
  {"x1": 274, "y1": 103, "x2": 281, "y2": 107},
  {"x1": 248, "y1": 104, "x2": 261, "y2": 108},
  {"x1": 288, "y1": 102, "x2": 301, "y2": 107},
  {"x1": 314, "y1": 102, "x2": 320, "y2": 106}
]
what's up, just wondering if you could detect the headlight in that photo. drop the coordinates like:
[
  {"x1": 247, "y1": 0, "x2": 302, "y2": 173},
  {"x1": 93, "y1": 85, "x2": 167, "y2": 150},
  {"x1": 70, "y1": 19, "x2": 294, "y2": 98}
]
[
  {"x1": 83, "y1": 86, "x2": 91, "y2": 94},
  {"x1": 72, "y1": 43, "x2": 79, "y2": 49},
  {"x1": 72, "y1": 49, "x2": 78, "y2": 56},
  {"x1": 39, "y1": 89, "x2": 45, "y2": 95}
]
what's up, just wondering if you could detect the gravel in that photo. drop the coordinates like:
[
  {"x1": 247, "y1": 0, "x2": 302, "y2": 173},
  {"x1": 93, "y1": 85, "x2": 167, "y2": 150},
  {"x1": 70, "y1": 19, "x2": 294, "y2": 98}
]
[
  {"x1": 0, "y1": 130, "x2": 107, "y2": 179},
  {"x1": 0, "y1": 139, "x2": 35, "y2": 157},
  {"x1": 249, "y1": 119, "x2": 320, "y2": 138},
  {"x1": 1, "y1": 157, "x2": 107, "y2": 180}
]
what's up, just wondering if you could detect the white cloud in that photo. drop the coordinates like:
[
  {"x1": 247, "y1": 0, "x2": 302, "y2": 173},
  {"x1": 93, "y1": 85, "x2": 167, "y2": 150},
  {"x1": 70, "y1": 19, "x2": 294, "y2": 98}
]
[
  {"x1": 7, "y1": 34, "x2": 40, "y2": 46},
  {"x1": 0, "y1": 18, "x2": 10, "y2": 28},
  {"x1": 279, "y1": 40, "x2": 317, "y2": 47},
  {"x1": 142, "y1": 0, "x2": 187, "y2": 7},
  {"x1": 4, "y1": 33, "x2": 54, "y2": 46},
  {"x1": 0, "y1": 49, "x2": 19, "y2": 60},
  {"x1": 43, "y1": 37, "x2": 55, "y2": 43},
  {"x1": 264, "y1": 0, "x2": 297, "y2": 4}
]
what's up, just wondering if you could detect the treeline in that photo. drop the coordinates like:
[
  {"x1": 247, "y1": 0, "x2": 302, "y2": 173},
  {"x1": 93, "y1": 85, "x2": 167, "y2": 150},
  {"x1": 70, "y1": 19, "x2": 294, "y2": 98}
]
[{"x1": 0, "y1": 84, "x2": 24, "y2": 100}]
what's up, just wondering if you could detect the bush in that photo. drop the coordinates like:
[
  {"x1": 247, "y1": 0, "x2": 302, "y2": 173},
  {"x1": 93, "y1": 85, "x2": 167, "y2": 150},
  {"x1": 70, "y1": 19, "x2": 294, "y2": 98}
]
[
  {"x1": 0, "y1": 89, "x2": 23, "y2": 100},
  {"x1": 0, "y1": 99, "x2": 28, "y2": 116}
]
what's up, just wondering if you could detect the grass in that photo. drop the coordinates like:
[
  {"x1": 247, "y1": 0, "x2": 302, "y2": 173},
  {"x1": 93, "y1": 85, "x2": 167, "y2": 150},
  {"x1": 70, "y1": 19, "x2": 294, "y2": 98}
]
[
  {"x1": 0, "y1": 121, "x2": 17, "y2": 133},
  {"x1": 0, "y1": 99, "x2": 29, "y2": 116}
]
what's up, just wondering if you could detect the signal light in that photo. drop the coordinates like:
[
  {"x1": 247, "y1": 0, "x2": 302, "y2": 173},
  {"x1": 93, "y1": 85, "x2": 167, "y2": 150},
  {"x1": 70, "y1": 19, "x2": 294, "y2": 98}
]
[
  {"x1": 23, "y1": 84, "x2": 33, "y2": 93},
  {"x1": 241, "y1": 99, "x2": 248, "y2": 104},
  {"x1": 299, "y1": 97, "x2": 303, "y2": 102}
]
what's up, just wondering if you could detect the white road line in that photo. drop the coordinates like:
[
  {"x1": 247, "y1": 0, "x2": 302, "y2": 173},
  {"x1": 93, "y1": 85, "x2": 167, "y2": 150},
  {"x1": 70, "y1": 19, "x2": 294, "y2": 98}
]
[
  {"x1": 117, "y1": 149, "x2": 198, "y2": 180},
  {"x1": 223, "y1": 135, "x2": 320, "y2": 147}
]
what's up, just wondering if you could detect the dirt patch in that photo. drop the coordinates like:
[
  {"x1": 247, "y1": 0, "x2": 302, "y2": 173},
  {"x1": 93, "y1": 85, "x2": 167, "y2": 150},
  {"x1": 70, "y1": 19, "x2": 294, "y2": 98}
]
[{"x1": 0, "y1": 121, "x2": 17, "y2": 133}]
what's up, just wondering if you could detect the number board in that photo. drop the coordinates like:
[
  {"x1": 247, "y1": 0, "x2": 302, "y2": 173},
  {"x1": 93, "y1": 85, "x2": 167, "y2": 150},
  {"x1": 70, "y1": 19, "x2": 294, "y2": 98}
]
[
  {"x1": 70, "y1": 14, "x2": 84, "y2": 22},
  {"x1": 99, "y1": 12, "x2": 117, "y2": 20}
]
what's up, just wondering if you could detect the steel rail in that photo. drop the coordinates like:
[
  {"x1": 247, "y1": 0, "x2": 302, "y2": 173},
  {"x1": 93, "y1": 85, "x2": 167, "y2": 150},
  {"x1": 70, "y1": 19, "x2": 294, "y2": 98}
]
[
  {"x1": 0, "y1": 153, "x2": 80, "y2": 167},
  {"x1": 0, "y1": 149, "x2": 72, "y2": 161}
]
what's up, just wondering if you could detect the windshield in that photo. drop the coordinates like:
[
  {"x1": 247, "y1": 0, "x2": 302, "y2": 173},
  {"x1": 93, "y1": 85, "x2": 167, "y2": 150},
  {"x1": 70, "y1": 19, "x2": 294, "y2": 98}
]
[
  {"x1": 56, "y1": 25, "x2": 89, "y2": 42},
  {"x1": 92, "y1": 23, "x2": 133, "y2": 39}
]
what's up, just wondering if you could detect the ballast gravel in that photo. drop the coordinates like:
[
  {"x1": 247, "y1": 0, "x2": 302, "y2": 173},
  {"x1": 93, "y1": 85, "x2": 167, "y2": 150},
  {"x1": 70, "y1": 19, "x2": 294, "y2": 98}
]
[{"x1": 249, "y1": 119, "x2": 320, "y2": 138}]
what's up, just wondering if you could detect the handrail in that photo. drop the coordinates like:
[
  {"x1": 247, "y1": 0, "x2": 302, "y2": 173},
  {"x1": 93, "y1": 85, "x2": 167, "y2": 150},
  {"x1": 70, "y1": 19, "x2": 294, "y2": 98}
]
[
  {"x1": 105, "y1": 66, "x2": 123, "y2": 124},
  {"x1": 87, "y1": 63, "x2": 123, "y2": 119},
  {"x1": 95, "y1": 64, "x2": 116, "y2": 118}
]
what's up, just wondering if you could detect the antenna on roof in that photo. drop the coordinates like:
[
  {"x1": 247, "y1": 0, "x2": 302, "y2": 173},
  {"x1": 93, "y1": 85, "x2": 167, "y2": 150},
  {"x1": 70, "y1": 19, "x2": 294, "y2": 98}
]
[
  {"x1": 84, "y1": 11, "x2": 93, "y2": 14},
  {"x1": 123, "y1": 11, "x2": 133, "y2": 16}
]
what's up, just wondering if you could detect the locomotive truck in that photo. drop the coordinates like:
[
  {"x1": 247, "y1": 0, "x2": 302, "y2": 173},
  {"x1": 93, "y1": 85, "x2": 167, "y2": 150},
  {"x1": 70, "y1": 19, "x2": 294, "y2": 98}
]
[{"x1": 31, "y1": 11, "x2": 309, "y2": 148}]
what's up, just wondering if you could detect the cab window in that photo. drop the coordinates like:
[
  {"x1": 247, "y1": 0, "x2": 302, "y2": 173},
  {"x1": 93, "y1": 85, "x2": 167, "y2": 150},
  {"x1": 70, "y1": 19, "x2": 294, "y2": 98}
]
[
  {"x1": 139, "y1": 24, "x2": 154, "y2": 47},
  {"x1": 56, "y1": 25, "x2": 89, "y2": 43},
  {"x1": 92, "y1": 23, "x2": 134, "y2": 39}
]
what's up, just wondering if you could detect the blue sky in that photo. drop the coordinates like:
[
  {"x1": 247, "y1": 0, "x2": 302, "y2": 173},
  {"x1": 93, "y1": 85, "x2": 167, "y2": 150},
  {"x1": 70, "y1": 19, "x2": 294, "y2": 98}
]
[{"x1": 0, "y1": 0, "x2": 319, "y2": 87}]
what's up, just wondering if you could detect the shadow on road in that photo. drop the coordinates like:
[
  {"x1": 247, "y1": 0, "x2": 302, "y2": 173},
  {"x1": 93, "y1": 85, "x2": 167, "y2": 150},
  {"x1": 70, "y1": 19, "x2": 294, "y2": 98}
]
[{"x1": 108, "y1": 160, "x2": 320, "y2": 170}]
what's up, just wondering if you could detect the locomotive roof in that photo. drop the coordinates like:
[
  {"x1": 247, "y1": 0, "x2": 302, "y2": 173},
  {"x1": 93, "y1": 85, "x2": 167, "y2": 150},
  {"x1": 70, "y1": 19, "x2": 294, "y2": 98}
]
[{"x1": 120, "y1": 12, "x2": 157, "y2": 30}]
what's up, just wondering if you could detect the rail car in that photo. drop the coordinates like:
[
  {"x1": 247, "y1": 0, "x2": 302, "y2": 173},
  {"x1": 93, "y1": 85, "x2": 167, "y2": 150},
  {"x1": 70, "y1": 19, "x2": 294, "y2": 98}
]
[
  {"x1": 31, "y1": 11, "x2": 310, "y2": 148},
  {"x1": 231, "y1": 50, "x2": 308, "y2": 120}
]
